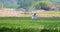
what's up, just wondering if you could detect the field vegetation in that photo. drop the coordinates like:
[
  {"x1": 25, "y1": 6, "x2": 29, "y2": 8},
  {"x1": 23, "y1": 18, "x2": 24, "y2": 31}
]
[{"x1": 0, "y1": 17, "x2": 60, "y2": 32}]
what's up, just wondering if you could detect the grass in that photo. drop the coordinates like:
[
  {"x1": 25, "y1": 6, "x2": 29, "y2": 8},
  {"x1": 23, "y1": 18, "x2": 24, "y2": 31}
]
[{"x1": 0, "y1": 17, "x2": 60, "y2": 32}]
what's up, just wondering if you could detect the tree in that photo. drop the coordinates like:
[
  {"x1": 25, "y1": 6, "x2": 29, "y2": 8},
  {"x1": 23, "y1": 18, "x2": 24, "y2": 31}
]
[
  {"x1": 17, "y1": 0, "x2": 49, "y2": 11},
  {"x1": 17, "y1": 0, "x2": 41, "y2": 11}
]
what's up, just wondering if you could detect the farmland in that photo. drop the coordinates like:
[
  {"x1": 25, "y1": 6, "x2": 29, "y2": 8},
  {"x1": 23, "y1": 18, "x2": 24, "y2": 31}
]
[{"x1": 0, "y1": 17, "x2": 60, "y2": 32}]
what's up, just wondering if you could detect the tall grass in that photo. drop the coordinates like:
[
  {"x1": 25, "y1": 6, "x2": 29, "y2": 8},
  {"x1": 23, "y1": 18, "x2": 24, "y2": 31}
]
[
  {"x1": 0, "y1": 26, "x2": 59, "y2": 32},
  {"x1": 0, "y1": 17, "x2": 60, "y2": 32}
]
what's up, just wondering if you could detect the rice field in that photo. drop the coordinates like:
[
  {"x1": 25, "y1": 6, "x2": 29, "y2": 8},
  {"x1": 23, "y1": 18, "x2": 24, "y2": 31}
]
[{"x1": 0, "y1": 17, "x2": 60, "y2": 32}]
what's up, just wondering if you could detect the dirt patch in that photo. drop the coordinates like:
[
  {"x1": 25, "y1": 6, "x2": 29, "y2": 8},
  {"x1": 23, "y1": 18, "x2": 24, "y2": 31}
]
[{"x1": 0, "y1": 9, "x2": 60, "y2": 17}]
